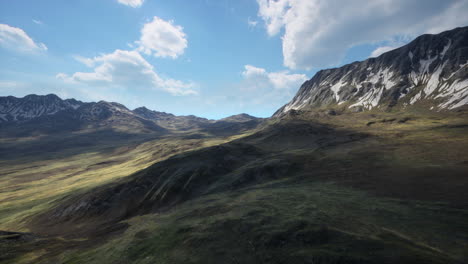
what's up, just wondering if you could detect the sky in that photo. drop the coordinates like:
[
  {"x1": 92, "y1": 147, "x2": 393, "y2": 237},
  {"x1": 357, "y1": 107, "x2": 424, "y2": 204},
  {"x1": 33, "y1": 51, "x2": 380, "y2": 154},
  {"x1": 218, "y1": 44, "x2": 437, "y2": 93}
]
[{"x1": 1, "y1": 0, "x2": 467, "y2": 119}]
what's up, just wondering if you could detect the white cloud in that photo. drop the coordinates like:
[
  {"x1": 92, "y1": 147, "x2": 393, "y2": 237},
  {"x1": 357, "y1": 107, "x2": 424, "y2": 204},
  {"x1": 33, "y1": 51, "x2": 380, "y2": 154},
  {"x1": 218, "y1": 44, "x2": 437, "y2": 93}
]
[
  {"x1": 55, "y1": 73, "x2": 70, "y2": 82},
  {"x1": 256, "y1": 0, "x2": 468, "y2": 70},
  {"x1": 212, "y1": 65, "x2": 308, "y2": 112},
  {"x1": 242, "y1": 64, "x2": 307, "y2": 90},
  {"x1": 242, "y1": 65, "x2": 267, "y2": 78},
  {"x1": 57, "y1": 49, "x2": 197, "y2": 96},
  {"x1": 136, "y1": 16, "x2": 188, "y2": 59},
  {"x1": 117, "y1": 0, "x2": 144, "y2": 8},
  {"x1": 73, "y1": 55, "x2": 96, "y2": 67},
  {"x1": 0, "y1": 24, "x2": 47, "y2": 53}
]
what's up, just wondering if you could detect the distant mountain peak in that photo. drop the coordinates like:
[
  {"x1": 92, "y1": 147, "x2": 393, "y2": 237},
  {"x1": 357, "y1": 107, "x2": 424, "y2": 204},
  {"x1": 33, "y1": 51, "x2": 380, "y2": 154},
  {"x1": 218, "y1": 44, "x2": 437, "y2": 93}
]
[
  {"x1": 133, "y1": 106, "x2": 175, "y2": 120},
  {"x1": 133, "y1": 106, "x2": 149, "y2": 111},
  {"x1": 220, "y1": 113, "x2": 259, "y2": 122},
  {"x1": 274, "y1": 26, "x2": 468, "y2": 117}
]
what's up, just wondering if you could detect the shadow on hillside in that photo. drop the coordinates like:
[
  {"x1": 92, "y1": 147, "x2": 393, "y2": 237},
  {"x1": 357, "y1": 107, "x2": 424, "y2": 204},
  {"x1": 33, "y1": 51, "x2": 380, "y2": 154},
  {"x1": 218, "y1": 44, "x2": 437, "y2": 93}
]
[{"x1": 0, "y1": 129, "x2": 161, "y2": 162}]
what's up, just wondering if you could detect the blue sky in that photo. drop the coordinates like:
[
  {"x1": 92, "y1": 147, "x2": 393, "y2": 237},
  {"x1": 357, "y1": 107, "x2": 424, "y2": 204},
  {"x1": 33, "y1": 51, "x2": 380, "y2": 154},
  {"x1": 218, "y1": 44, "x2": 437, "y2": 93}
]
[{"x1": 1, "y1": 0, "x2": 467, "y2": 119}]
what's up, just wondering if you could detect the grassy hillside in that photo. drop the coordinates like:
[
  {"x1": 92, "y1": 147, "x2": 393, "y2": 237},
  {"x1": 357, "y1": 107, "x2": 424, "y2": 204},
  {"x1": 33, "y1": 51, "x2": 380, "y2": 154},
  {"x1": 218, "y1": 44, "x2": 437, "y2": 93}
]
[
  {"x1": 0, "y1": 128, "x2": 254, "y2": 232},
  {"x1": 58, "y1": 182, "x2": 467, "y2": 264},
  {"x1": 1, "y1": 109, "x2": 468, "y2": 263}
]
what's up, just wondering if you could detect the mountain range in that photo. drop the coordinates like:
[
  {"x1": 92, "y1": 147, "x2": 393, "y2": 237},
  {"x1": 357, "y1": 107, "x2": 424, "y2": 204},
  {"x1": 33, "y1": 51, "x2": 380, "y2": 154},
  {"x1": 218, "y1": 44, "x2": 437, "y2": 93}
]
[
  {"x1": 0, "y1": 94, "x2": 262, "y2": 137},
  {"x1": 1, "y1": 26, "x2": 468, "y2": 264}
]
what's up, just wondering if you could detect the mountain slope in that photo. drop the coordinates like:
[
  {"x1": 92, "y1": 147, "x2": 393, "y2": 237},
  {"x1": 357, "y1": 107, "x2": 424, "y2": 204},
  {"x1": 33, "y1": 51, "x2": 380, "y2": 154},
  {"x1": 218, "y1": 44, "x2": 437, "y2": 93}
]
[
  {"x1": 133, "y1": 106, "x2": 212, "y2": 131},
  {"x1": 275, "y1": 26, "x2": 468, "y2": 116}
]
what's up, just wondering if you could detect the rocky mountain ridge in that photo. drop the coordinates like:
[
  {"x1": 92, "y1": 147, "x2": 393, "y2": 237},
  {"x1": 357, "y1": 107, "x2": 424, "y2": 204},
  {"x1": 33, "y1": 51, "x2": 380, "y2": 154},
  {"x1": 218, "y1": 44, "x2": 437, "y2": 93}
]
[
  {"x1": 275, "y1": 26, "x2": 468, "y2": 116},
  {"x1": 0, "y1": 94, "x2": 83, "y2": 123},
  {"x1": 0, "y1": 94, "x2": 263, "y2": 135}
]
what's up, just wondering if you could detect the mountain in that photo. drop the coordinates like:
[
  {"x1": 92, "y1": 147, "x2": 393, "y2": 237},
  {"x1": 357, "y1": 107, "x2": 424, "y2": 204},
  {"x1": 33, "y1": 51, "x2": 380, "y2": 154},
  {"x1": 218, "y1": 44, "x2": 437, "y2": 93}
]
[
  {"x1": 78, "y1": 101, "x2": 134, "y2": 122},
  {"x1": 133, "y1": 106, "x2": 177, "y2": 121},
  {"x1": 133, "y1": 106, "x2": 212, "y2": 131},
  {"x1": 0, "y1": 94, "x2": 83, "y2": 123},
  {"x1": 275, "y1": 26, "x2": 468, "y2": 116},
  {"x1": 132, "y1": 108, "x2": 263, "y2": 134},
  {"x1": 0, "y1": 97, "x2": 168, "y2": 137},
  {"x1": 220, "y1": 113, "x2": 258, "y2": 122}
]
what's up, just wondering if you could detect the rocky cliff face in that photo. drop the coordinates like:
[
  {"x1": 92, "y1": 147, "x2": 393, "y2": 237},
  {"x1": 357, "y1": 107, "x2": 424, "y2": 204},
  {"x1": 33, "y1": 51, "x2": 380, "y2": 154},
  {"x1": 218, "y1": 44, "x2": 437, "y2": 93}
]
[{"x1": 275, "y1": 26, "x2": 468, "y2": 116}]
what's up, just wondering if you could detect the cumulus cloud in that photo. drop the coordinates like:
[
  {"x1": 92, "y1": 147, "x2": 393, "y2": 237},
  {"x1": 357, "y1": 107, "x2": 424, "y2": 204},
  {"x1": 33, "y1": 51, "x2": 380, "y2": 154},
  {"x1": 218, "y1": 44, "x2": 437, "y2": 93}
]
[
  {"x1": 0, "y1": 24, "x2": 47, "y2": 53},
  {"x1": 256, "y1": 0, "x2": 468, "y2": 70},
  {"x1": 242, "y1": 65, "x2": 307, "y2": 90},
  {"x1": 117, "y1": 0, "x2": 144, "y2": 8},
  {"x1": 73, "y1": 55, "x2": 95, "y2": 67},
  {"x1": 242, "y1": 65, "x2": 267, "y2": 79},
  {"x1": 136, "y1": 16, "x2": 188, "y2": 59},
  {"x1": 257, "y1": 0, "x2": 290, "y2": 36},
  {"x1": 57, "y1": 49, "x2": 197, "y2": 96}
]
